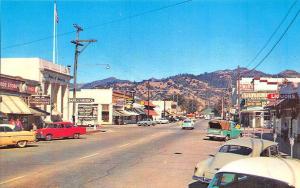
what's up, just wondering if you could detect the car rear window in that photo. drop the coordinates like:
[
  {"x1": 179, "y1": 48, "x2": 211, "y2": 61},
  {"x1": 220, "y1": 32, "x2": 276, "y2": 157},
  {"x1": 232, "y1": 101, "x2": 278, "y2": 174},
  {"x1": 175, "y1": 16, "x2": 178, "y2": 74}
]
[
  {"x1": 184, "y1": 120, "x2": 191, "y2": 123},
  {"x1": 219, "y1": 145, "x2": 252, "y2": 155},
  {"x1": 209, "y1": 122, "x2": 221, "y2": 129}
]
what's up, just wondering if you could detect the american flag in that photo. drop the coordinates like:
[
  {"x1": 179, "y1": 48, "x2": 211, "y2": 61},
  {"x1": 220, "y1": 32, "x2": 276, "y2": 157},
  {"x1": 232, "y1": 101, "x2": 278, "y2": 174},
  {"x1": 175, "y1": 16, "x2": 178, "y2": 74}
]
[{"x1": 55, "y1": 3, "x2": 59, "y2": 23}]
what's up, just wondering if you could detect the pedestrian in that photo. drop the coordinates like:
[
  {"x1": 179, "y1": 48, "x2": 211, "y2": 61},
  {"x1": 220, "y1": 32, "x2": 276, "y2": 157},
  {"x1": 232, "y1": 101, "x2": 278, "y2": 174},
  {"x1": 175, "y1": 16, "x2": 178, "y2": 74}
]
[
  {"x1": 32, "y1": 123, "x2": 37, "y2": 131},
  {"x1": 15, "y1": 118, "x2": 23, "y2": 131},
  {"x1": 283, "y1": 123, "x2": 288, "y2": 141},
  {"x1": 9, "y1": 118, "x2": 15, "y2": 125}
]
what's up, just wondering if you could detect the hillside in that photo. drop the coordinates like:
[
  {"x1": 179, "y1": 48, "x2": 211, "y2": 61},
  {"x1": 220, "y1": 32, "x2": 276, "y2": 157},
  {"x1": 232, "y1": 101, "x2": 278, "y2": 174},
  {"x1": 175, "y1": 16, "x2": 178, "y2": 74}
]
[{"x1": 80, "y1": 68, "x2": 300, "y2": 111}]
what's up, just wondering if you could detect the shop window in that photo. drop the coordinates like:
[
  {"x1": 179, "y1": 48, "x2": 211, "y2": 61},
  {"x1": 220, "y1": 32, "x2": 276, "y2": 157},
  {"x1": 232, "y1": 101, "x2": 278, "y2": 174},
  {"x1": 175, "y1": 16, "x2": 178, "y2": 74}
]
[{"x1": 102, "y1": 111, "x2": 109, "y2": 122}]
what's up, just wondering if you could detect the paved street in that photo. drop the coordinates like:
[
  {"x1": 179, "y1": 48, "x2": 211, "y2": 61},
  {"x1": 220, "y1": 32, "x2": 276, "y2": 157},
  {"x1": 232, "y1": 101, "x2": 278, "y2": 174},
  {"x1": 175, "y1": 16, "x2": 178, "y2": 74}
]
[{"x1": 0, "y1": 120, "x2": 223, "y2": 188}]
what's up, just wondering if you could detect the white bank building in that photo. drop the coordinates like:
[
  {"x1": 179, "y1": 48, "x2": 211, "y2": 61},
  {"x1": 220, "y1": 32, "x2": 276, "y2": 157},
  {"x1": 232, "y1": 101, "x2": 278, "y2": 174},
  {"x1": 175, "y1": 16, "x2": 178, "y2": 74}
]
[{"x1": 1, "y1": 58, "x2": 71, "y2": 121}]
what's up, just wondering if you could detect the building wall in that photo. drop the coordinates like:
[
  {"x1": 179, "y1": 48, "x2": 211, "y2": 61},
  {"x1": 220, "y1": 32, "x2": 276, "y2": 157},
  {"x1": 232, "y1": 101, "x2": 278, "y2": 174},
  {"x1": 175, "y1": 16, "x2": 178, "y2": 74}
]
[
  {"x1": 1, "y1": 58, "x2": 40, "y2": 81},
  {"x1": 1, "y1": 58, "x2": 71, "y2": 121},
  {"x1": 69, "y1": 89, "x2": 113, "y2": 125}
]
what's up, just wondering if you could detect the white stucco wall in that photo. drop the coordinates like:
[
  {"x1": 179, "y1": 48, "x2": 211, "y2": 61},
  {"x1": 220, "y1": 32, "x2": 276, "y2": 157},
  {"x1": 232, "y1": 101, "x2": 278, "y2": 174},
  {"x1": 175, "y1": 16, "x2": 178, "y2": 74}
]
[
  {"x1": 1, "y1": 58, "x2": 41, "y2": 81},
  {"x1": 69, "y1": 89, "x2": 113, "y2": 125}
]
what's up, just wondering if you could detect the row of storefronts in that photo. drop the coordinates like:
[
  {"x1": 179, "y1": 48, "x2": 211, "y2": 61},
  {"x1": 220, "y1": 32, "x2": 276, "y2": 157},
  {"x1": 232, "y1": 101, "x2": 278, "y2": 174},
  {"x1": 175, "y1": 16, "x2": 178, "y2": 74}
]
[
  {"x1": 233, "y1": 77, "x2": 300, "y2": 142},
  {"x1": 0, "y1": 58, "x2": 178, "y2": 127}
]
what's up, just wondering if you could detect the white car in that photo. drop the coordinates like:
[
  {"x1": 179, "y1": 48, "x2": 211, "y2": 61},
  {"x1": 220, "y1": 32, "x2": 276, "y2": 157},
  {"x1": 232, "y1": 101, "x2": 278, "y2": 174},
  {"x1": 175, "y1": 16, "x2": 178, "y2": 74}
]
[
  {"x1": 156, "y1": 118, "x2": 169, "y2": 124},
  {"x1": 193, "y1": 138, "x2": 279, "y2": 184},
  {"x1": 182, "y1": 119, "x2": 194, "y2": 129},
  {"x1": 208, "y1": 157, "x2": 300, "y2": 188}
]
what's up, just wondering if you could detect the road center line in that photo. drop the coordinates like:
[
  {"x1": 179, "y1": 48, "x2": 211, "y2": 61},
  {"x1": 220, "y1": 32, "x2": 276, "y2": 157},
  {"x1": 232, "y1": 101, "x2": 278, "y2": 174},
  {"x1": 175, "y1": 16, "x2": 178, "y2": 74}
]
[
  {"x1": 79, "y1": 153, "x2": 99, "y2": 160},
  {"x1": 0, "y1": 176, "x2": 26, "y2": 185},
  {"x1": 119, "y1": 143, "x2": 130, "y2": 148}
]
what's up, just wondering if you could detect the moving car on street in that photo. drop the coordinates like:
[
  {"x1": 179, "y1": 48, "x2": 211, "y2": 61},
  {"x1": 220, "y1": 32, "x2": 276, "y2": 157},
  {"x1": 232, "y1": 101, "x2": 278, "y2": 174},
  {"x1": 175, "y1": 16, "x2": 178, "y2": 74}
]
[
  {"x1": 0, "y1": 124, "x2": 36, "y2": 148},
  {"x1": 36, "y1": 122, "x2": 86, "y2": 141},
  {"x1": 193, "y1": 138, "x2": 279, "y2": 184},
  {"x1": 156, "y1": 118, "x2": 169, "y2": 124},
  {"x1": 207, "y1": 120, "x2": 242, "y2": 141},
  {"x1": 208, "y1": 157, "x2": 300, "y2": 188},
  {"x1": 137, "y1": 119, "x2": 156, "y2": 126},
  {"x1": 182, "y1": 119, "x2": 194, "y2": 129}
]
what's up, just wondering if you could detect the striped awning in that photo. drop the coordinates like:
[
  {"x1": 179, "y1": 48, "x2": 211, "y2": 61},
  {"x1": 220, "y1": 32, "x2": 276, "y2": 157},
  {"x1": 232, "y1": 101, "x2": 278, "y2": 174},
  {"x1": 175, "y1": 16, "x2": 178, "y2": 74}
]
[{"x1": 0, "y1": 95, "x2": 32, "y2": 114}]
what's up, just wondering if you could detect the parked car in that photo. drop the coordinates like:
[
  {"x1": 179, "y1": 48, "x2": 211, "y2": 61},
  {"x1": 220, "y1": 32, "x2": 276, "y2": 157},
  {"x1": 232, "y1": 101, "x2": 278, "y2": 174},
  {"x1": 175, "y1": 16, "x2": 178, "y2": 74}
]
[
  {"x1": 137, "y1": 119, "x2": 156, "y2": 126},
  {"x1": 207, "y1": 120, "x2": 242, "y2": 141},
  {"x1": 208, "y1": 157, "x2": 300, "y2": 188},
  {"x1": 36, "y1": 122, "x2": 86, "y2": 141},
  {"x1": 156, "y1": 118, "x2": 169, "y2": 124},
  {"x1": 0, "y1": 124, "x2": 36, "y2": 148},
  {"x1": 182, "y1": 119, "x2": 194, "y2": 129},
  {"x1": 193, "y1": 138, "x2": 279, "y2": 184}
]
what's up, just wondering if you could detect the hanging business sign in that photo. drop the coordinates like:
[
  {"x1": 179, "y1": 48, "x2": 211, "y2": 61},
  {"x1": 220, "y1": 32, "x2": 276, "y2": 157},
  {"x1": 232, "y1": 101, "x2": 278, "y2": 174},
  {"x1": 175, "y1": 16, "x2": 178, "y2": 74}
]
[
  {"x1": 241, "y1": 92, "x2": 272, "y2": 99},
  {"x1": 280, "y1": 93, "x2": 298, "y2": 100},
  {"x1": 68, "y1": 98, "x2": 95, "y2": 103},
  {"x1": 267, "y1": 93, "x2": 279, "y2": 100},
  {"x1": 0, "y1": 77, "x2": 21, "y2": 92},
  {"x1": 240, "y1": 84, "x2": 253, "y2": 92},
  {"x1": 29, "y1": 95, "x2": 50, "y2": 105},
  {"x1": 78, "y1": 104, "x2": 98, "y2": 121}
]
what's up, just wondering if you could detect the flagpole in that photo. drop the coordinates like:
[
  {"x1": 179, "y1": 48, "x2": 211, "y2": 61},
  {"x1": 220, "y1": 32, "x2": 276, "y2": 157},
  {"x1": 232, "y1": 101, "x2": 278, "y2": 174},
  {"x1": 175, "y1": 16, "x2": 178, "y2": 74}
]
[{"x1": 53, "y1": 1, "x2": 56, "y2": 64}]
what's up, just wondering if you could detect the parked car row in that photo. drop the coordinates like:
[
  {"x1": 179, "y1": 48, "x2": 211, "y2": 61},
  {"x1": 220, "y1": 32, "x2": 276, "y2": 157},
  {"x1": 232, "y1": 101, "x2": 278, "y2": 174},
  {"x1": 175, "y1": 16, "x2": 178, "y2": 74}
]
[{"x1": 0, "y1": 122, "x2": 87, "y2": 148}]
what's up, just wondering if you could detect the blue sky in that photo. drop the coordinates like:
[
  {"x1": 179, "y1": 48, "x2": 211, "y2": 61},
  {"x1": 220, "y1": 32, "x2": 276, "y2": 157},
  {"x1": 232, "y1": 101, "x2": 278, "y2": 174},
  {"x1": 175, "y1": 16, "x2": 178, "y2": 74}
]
[{"x1": 2, "y1": 0, "x2": 300, "y2": 83}]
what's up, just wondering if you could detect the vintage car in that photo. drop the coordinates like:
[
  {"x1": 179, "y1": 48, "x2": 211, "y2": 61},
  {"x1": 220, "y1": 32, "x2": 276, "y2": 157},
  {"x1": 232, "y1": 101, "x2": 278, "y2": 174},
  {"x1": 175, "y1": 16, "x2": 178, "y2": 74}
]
[
  {"x1": 193, "y1": 138, "x2": 279, "y2": 184},
  {"x1": 0, "y1": 124, "x2": 36, "y2": 148},
  {"x1": 36, "y1": 122, "x2": 86, "y2": 141},
  {"x1": 156, "y1": 118, "x2": 169, "y2": 124},
  {"x1": 208, "y1": 157, "x2": 300, "y2": 188},
  {"x1": 182, "y1": 119, "x2": 194, "y2": 129},
  {"x1": 207, "y1": 120, "x2": 242, "y2": 141},
  {"x1": 137, "y1": 119, "x2": 156, "y2": 126}
]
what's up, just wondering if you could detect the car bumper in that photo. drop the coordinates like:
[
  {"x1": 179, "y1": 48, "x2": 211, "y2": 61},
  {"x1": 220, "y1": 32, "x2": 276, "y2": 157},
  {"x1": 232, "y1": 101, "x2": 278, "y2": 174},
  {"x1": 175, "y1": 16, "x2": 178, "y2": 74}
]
[
  {"x1": 207, "y1": 134, "x2": 225, "y2": 138},
  {"x1": 192, "y1": 175, "x2": 211, "y2": 184},
  {"x1": 36, "y1": 133, "x2": 45, "y2": 139}
]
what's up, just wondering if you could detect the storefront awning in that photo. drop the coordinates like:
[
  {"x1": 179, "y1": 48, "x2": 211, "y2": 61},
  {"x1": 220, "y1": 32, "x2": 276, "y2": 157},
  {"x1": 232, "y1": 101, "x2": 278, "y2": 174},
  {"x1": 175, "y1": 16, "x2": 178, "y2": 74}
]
[
  {"x1": 0, "y1": 95, "x2": 32, "y2": 114},
  {"x1": 124, "y1": 110, "x2": 139, "y2": 116},
  {"x1": 144, "y1": 109, "x2": 158, "y2": 116},
  {"x1": 132, "y1": 108, "x2": 146, "y2": 115},
  {"x1": 29, "y1": 107, "x2": 50, "y2": 116}
]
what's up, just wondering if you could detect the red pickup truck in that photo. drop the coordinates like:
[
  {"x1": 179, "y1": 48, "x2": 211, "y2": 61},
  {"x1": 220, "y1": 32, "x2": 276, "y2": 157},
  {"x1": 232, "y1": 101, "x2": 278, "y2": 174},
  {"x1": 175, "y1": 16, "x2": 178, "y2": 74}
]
[{"x1": 36, "y1": 122, "x2": 86, "y2": 141}]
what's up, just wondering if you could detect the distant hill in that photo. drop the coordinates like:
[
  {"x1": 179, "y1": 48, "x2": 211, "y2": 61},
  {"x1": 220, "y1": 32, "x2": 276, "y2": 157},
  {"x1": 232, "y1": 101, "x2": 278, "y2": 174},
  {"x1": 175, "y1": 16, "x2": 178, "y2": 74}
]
[{"x1": 79, "y1": 68, "x2": 300, "y2": 111}]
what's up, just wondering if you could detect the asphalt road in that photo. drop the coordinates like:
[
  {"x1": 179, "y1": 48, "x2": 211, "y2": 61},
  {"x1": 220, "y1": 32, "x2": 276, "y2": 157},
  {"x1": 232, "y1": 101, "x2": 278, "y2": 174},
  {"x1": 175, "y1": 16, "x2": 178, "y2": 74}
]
[{"x1": 0, "y1": 120, "x2": 224, "y2": 188}]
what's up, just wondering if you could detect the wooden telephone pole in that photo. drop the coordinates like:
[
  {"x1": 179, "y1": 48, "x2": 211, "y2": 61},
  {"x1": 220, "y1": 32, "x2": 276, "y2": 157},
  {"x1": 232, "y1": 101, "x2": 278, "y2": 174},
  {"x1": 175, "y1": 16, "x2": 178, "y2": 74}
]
[{"x1": 71, "y1": 24, "x2": 97, "y2": 124}]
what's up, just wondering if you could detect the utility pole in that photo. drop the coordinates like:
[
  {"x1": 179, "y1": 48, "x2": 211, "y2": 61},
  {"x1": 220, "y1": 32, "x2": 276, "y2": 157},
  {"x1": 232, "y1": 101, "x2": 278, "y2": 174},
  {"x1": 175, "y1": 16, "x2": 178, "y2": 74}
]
[
  {"x1": 221, "y1": 96, "x2": 224, "y2": 119},
  {"x1": 163, "y1": 98, "x2": 166, "y2": 118},
  {"x1": 71, "y1": 24, "x2": 97, "y2": 124},
  {"x1": 237, "y1": 65, "x2": 241, "y2": 124},
  {"x1": 147, "y1": 80, "x2": 150, "y2": 120}
]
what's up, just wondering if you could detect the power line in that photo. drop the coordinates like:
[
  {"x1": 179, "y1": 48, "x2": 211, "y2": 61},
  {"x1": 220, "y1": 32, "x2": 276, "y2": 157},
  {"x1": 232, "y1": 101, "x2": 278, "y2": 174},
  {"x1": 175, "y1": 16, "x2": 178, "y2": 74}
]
[
  {"x1": 249, "y1": 9, "x2": 300, "y2": 72},
  {"x1": 2, "y1": 0, "x2": 192, "y2": 50},
  {"x1": 245, "y1": 0, "x2": 298, "y2": 68}
]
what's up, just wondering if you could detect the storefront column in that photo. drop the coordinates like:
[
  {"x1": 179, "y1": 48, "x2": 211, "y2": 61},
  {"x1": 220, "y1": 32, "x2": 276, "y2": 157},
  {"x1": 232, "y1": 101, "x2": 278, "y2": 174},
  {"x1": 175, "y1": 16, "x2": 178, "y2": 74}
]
[
  {"x1": 57, "y1": 85, "x2": 62, "y2": 117},
  {"x1": 45, "y1": 83, "x2": 52, "y2": 121},
  {"x1": 252, "y1": 114, "x2": 256, "y2": 128},
  {"x1": 62, "y1": 85, "x2": 69, "y2": 121}
]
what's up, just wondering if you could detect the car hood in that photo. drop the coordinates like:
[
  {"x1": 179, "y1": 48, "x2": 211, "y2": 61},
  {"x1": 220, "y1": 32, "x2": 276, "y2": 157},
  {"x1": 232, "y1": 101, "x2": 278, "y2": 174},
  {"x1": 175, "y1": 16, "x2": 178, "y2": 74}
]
[{"x1": 205, "y1": 153, "x2": 248, "y2": 178}]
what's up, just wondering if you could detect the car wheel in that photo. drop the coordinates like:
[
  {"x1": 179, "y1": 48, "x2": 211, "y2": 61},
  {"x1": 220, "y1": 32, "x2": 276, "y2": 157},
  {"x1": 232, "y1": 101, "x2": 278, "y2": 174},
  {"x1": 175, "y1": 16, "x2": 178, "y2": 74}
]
[
  {"x1": 240, "y1": 133, "x2": 243, "y2": 137},
  {"x1": 73, "y1": 133, "x2": 80, "y2": 139},
  {"x1": 138, "y1": 124, "x2": 141, "y2": 126},
  {"x1": 17, "y1": 140, "x2": 27, "y2": 148},
  {"x1": 225, "y1": 135, "x2": 230, "y2": 141},
  {"x1": 45, "y1": 134, "x2": 52, "y2": 141}
]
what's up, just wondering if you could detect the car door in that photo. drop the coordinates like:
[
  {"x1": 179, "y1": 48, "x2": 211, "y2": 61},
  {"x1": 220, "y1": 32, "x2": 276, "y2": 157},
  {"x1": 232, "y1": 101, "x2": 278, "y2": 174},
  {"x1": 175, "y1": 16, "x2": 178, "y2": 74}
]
[
  {"x1": 1, "y1": 126, "x2": 15, "y2": 145},
  {"x1": 0, "y1": 126, "x2": 11, "y2": 146},
  {"x1": 64, "y1": 123, "x2": 73, "y2": 137},
  {"x1": 55, "y1": 124, "x2": 65, "y2": 138}
]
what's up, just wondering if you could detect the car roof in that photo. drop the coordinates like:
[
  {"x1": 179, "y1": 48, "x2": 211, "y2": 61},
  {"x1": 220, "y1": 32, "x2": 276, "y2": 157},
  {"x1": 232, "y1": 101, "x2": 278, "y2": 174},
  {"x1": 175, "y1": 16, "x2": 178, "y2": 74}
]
[
  {"x1": 218, "y1": 157, "x2": 300, "y2": 187},
  {"x1": 221, "y1": 138, "x2": 277, "y2": 156},
  {"x1": 47, "y1": 121, "x2": 73, "y2": 124},
  {"x1": 0, "y1": 124, "x2": 15, "y2": 129}
]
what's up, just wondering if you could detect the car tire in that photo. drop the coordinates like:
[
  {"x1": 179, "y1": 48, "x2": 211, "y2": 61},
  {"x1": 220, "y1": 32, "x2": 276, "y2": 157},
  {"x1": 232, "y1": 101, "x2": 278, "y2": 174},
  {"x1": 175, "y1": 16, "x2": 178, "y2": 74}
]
[
  {"x1": 240, "y1": 133, "x2": 243, "y2": 137},
  {"x1": 16, "y1": 140, "x2": 27, "y2": 148},
  {"x1": 73, "y1": 133, "x2": 80, "y2": 139},
  {"x1": 45, "y1": 134, "x2": 53, "y2": 141}
]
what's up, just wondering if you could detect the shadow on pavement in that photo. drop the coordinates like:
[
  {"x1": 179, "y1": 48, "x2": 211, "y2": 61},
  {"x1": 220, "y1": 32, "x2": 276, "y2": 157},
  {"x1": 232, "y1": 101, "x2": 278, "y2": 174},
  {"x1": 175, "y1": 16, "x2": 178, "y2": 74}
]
[{"x1": 188, "y1": 181, "x2": 208, "y2": 188}]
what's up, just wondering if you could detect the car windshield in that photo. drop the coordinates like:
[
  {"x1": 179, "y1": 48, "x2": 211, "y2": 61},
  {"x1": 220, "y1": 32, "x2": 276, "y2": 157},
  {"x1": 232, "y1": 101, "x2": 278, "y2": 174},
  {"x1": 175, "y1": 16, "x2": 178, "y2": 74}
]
[{"x1": 219, "y1": 145, "x2": 252, "y2": 155}]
